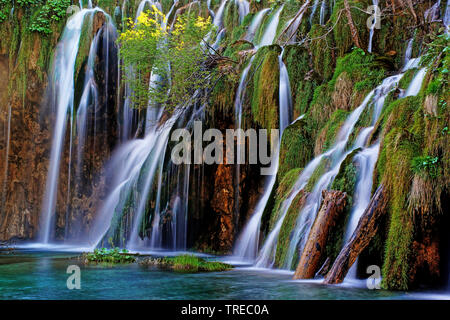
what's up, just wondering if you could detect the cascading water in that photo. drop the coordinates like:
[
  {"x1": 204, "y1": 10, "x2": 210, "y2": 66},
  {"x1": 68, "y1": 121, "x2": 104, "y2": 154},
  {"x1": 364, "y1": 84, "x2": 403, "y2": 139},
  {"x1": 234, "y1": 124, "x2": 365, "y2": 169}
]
[
  {"x1": 256, "y1": 88, "x2": 377, "y2": 269},
  {"x1": 319, "y1": 0, "x2": 327, "y2": 25},
  {"x1": 39, "y1": 8, "x2": 112, "y2": 244},
  {"x1": 1, "y1": 104, "x2": 11, "y2": 209},
  {"x1": 309, "y1": 0, "x2": 320, "y2": 25},
  {"x1": 404, "y1": 67, "x2": 427, "y2": 97},
  {"x1": 66, "y1": 18, "x2": 118, "y2": 241},
  {"x1": 368, "y1": 0, "x2": 379, "y2": 53},
  {"x1": 280, "y1": 0, "x2": 309, "y2": 45},
  {"x1": 278, "y1": 50, "x2": 293, "y2": 132},
  {"x1": 214, "y1": 0, "x2": 228, "y2": 29},
  {"x1": 235, "y1": 0, "x2": 250, "y2": 24},
  {"x1": 245, "y1": 8, "x2": 270, "y2": 42},
  {"x1": 207, "y1": 0, "x2": 215, "y2": 19},
  {"x1": 233, "y1": 49, "x2": 292, "y2": 262},
  {"x1": 424, "y1": 0, "x2": 441, "y2": 23},
  {"x1": 342, "y1": 61, "x2": 428, "y2": 281},
  {"x1": 258, "y1": 5, "x2": 284, "y2": 47},
  {"x1": 403, "y1": 38, "x2": 413, "y2": 68},
  {"x1": 444, "y1": 0, "x2": 450, "y2": 33}
]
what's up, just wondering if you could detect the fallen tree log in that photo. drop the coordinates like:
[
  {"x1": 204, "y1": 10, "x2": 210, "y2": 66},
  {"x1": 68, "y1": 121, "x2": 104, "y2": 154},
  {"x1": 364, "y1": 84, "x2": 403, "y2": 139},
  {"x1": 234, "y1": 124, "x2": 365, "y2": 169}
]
[
  {"x1": 293, "y1": 190, "x2": 348, "y2": 279},
  {"x1": 324, "y1": 185, "x2": 388, "y2": 284}
]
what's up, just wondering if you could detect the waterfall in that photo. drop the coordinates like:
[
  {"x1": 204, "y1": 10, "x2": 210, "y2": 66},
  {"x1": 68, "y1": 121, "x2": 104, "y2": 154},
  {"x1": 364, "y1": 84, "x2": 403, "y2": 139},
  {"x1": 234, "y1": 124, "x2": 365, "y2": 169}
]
[
  {"x1": 368, "y1": 0, "x2": 379, "y2": 53},
  {"x1": 235, "y1": 0, "x2": 250, "y2": 24},
  {"x1": 444, "y1": 0, "x2": 450, "y2": 33},
  {"x1": 404, "y1": 68, "x2": 427, "y2": 97},
  {"x1": 282, "y1": 0, "x2": 309, "y2": 45},
  {"x1": 245, "y1": 8, "x2": 270, "y2": 42},
  {"x1": 424, "y1": 0, "x2": 441, "y2": 23},
  {"x1": 319, "y1": 0, "x2": 327, "y2": 25},
  {"x1": 214, "y1": 0, "x2": 228, "y2": 29},
  {"x1": 88, "y1": 109, "x2": 183, "y2": 249},
  {"x1": 258, "y1": 5, "x2": 284, "y2": 47},
  {"x1": 207, "y1": 0, "x2": 215, "y2": 19},
  {"x1": 255, "y1": 87, "x2": 376, "y2": 268},
  {"x1": 309, "y1": 0, "x2": 320, "y2": 25},
  {"x1": 343, "y1": 63, "x2": 426, "y2": 281},
  {"x1": 39, "y1": 8, "x2": 110, "y2": 244},
  {"x1": 403, "y1": 38, "x2": 413, "y2": 68},
  {"x1": 278, "y1": 50, "x2": 293, "y2": 132},
  {"x1": 233, "y1": 49, "x2": 292, "y2": 262}
]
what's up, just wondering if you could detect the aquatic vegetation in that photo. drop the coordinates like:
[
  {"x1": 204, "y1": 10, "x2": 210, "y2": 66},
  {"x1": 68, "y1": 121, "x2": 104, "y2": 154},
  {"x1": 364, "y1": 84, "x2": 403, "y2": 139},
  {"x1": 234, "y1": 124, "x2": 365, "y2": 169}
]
[
  {"x1": 141, "y1": 254, "x2": 233, "y2": 272},
  {"x1": 84, "y1": 247, "x2": 136, "y2": 264}
]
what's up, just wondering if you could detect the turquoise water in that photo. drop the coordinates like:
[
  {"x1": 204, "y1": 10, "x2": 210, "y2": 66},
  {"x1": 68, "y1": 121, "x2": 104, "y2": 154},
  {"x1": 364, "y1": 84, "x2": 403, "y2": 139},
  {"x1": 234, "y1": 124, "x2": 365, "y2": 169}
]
[{"x1": 0, "y1": 250, "x2": 446, "y2": 300}]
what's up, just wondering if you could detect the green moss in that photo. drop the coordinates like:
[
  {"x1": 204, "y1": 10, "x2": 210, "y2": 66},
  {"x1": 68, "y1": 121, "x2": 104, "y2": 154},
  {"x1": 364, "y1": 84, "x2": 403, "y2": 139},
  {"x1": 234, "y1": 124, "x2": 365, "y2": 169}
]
[
  {"x1": 224, "y1": 0, "x2": 239, "y2": 32},
  {"x1": 274, "y1": 189, "x2": 305, "y2": 269},
  {"x1": 278, "y1": 117, "x2": 313, "y2": 178},
  {"x1": 269, "y1": 167, "x2": 303, "y2": 229},
  {"x1": 330, "y1": 47, "x2": 385, "y2": 90},
  {"x1": 162, "y1": 254, "x2": 233, "y2": 273},
  {"x1": 377, "y1": 95, "x2": 423, "y2": 290},
  {"x1": 309, "y1": 24, "x2": 334, "y2": 81},
  {"x1": 304, "y1": 156, "x2": 329, "y2": 192},
  {"x1": 316, "y1": 109, "x2": 350, "y2": 153},
  {"x1": 84, "y1": 247, "x2": 136, "y2": 264},
  {"x1": 398, "y1": 69, "x2": 416, "y2": 90},
  {"x1": 246, "y1": 44, "x2": 281, "y2": 130},
  {"x1": 283, "y1": 44, "x2": 316, "y2": 116},
  {"x1": 331, "y1": 0, "x2": 370, "y2": 57}
]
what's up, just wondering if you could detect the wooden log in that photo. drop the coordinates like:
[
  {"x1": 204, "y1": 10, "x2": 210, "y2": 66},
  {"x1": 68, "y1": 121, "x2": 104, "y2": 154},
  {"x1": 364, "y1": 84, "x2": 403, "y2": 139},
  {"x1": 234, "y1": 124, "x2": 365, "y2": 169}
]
[
  {"x1": 324, "y1": 185, "x2": 388, "y2": 284},
  {"x1": 293, "y1": 190, "x2": 348, "y2": 279}
]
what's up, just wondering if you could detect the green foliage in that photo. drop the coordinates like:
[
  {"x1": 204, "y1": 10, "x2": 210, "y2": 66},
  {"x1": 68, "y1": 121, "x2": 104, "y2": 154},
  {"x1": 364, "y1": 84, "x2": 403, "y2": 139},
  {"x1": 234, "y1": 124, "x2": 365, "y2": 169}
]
[
  {"x1": 85, "y1": 247, "x2": 136, "y2": 264},
  {"x1": 330, "y1": 47, "x2": 385, "y2": 90},
  {"x1": 278, "y1": 118, "x2": 313, "y2": 178},
  {"x1": 162, "y1": 254, "x2": 232, "y2": 272},
  {"x1": 247, "y1": 45, "x2": 281, "y2": 130},
  {"x1": 309, "y1": 24, "x2": 334, "y2": 81},
  {"x1": 411, "y1": 155, "x2": 440, "y2": 179},
  {"x1": 331, "y1": 0, "x2": 370, "y2": 57},
  {"x1": 269, "y1": 167, "x2": 302, "y2": 229},
  {"x1": 0, "y1": 0, "x2": 12, "y2": 23},
  {"x1": 29, "y1": 0, "x2": 70, "y2": 35},
  {"x1": 274, "y1": 190, "x2": 305, "y2": 269},
  {"x1": 118, "y1": 9, "x2": 215, "y2": 110}
]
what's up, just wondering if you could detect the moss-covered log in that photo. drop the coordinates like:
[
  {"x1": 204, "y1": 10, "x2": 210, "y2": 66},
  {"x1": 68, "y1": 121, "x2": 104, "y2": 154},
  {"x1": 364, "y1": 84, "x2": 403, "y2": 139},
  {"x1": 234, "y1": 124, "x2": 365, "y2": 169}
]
[
  {"x1": 293, "y1": 190, "x2": 348, "y2": 279},
  {"x1": 324, "y1": 185, "x2": 388, "y2": 284}
]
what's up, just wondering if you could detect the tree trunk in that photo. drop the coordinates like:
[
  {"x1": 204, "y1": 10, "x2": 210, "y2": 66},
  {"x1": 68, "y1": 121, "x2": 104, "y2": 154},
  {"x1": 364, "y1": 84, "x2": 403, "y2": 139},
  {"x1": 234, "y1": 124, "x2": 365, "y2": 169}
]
[
  {"x1": 343, "y1": 0, "x2": 362, "y2": 49},
  {"x1": 324, "y1": 185, "x2": 388, "y2": 284},
  {"x1": 293, "y1": 190, "x2": 348, "y2": 279}
]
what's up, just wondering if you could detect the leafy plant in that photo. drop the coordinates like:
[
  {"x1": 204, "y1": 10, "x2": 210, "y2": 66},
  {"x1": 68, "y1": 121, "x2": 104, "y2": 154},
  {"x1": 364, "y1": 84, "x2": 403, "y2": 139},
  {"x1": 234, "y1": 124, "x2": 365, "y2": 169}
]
[
  {"x1": 411, "y1": 155, "x2": 440, "y2": 178},
  {"x1": 85, "y1": 247, "x2": 136, "y2": 264},
  {"x1": 29, "y1": 0, "x2": 70, "y2": 35},
  {"x1": 118, "y1": 6, "x2": 215, "y2": 111}
]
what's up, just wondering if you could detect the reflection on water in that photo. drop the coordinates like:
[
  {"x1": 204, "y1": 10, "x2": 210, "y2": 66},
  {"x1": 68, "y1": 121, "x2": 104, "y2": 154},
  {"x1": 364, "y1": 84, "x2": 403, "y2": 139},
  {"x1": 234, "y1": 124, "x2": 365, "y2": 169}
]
[{"x1": 0, "y1": 250, "x2": 447, "y2": 300}]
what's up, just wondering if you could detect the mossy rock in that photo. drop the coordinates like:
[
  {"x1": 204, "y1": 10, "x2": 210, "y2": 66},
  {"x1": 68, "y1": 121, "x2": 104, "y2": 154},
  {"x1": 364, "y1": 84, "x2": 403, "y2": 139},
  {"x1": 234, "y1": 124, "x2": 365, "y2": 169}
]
[
  {"x1": 331, "y1": 0, "x2": 370, "y2": 57},
  {"x1": 269, "y1": 167, "x2": 303, "y2": 230},
  {"x1": 278, "y1": 117, "x2": 313, "y2": 179},
  {"x1": 309, "y1": 23, "x2": 335, "y2": 82},
  {"x1": 283, "y1": 44, "x2": 317, "y2": 117},
  {"x1": 142, "y1": 254, "x2": 233, "y2": 273},
  {"x1": 274, "y1": 189, "x2": 306, "y2": 269},
  {"x1": 246, "y1": 44, "x2": 281, "y2": 130},
  {"x1": 314, "y1": 109, "x2": 350, "y2": 155}
]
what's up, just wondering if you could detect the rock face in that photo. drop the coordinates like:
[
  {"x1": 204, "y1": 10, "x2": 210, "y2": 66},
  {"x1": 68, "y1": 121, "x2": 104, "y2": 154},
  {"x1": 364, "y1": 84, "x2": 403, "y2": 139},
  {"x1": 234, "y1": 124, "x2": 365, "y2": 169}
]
[
  {"x1": 0, "y1": 9, "x2": 118, "y2": 241},
  {"x1": 0, "y1": 30, "x2": 55, "y2": 240}
]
